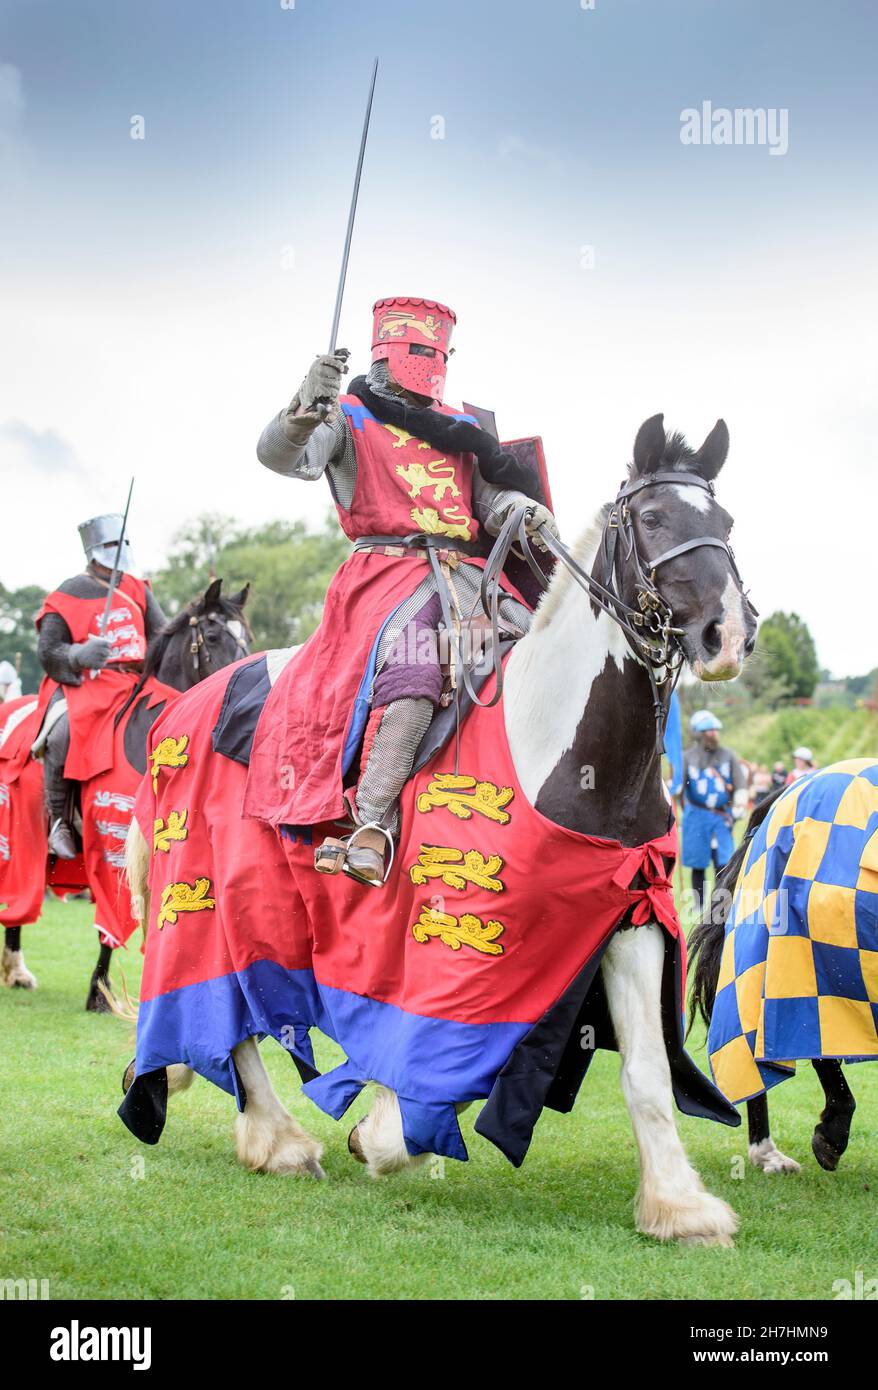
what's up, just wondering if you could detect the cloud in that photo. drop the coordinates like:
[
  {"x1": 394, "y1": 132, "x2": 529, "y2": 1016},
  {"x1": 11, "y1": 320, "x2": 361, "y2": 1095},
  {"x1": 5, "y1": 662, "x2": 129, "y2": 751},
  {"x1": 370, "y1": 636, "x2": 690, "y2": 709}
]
[{"x1": 0, "y1": 420, "x2": 81, "y2": 475}]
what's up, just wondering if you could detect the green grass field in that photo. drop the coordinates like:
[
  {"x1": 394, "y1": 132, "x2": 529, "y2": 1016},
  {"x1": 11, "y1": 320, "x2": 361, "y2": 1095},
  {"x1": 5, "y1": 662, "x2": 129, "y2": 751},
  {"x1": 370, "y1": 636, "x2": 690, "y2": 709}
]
[{"x1": 2, "y1": 896, "x2": 877, "y2": 1301}]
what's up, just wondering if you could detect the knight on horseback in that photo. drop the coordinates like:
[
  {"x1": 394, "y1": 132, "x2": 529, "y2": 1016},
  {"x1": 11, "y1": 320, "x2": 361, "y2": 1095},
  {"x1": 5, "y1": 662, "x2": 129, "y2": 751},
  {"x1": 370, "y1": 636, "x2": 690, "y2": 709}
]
[
  {"x1": 35, "y1": 514, "x2": 168, "y2": 859},
  {"x1": 252, "y1": 296, "x2": 559, "y2": 885}
]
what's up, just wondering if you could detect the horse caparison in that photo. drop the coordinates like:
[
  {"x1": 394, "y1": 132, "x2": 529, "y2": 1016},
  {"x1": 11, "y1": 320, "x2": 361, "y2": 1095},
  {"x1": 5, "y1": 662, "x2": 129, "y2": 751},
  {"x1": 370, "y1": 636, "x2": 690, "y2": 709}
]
[
  {"x1": 1, "y1": 579, "x2": 252, "y2": 1006},
  {"x1": 125, "y1": 414, "x2": 757, "y2": 1245}
]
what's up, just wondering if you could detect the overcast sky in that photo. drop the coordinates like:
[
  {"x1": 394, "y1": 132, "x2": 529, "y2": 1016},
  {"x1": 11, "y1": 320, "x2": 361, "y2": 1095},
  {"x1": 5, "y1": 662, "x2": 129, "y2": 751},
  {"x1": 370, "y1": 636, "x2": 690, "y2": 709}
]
[{"x1": 1, "y1": 0, "x2": 875, "y2": 677}]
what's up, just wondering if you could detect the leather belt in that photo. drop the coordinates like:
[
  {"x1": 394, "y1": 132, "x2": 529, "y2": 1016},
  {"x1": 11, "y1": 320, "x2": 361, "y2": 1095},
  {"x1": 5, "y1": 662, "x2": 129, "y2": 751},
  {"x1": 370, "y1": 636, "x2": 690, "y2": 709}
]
[
  {"x1": 356, "y1": 544, "x2": 428, "y2": 559},
  {"x1": 354, "y1": 533, "x2": 471, "y2": 553}
]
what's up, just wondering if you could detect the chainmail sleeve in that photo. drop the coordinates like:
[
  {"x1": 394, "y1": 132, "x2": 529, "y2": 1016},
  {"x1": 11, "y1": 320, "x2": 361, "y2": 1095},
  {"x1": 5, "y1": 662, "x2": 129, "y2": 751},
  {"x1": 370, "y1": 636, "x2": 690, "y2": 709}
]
[
  {"x1": 256, "y1": 400, "x2": 359, "y2": 511},
  {"x1": 37, "y1": 611, "x2": 82, "y2": 685}
]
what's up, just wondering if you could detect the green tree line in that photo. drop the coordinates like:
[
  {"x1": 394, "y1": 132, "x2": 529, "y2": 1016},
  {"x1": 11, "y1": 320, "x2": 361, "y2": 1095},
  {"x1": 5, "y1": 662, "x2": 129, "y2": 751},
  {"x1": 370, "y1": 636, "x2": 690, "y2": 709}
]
[
  {"x1": 150, "y1": 512, "x2": 350, "y2": 650},
  {"x1": 0, "y1": 582, "x2": 45, "y2": 693},
  {"x1": 741, "y1": 610, "x2": 820, "y2": 702}
]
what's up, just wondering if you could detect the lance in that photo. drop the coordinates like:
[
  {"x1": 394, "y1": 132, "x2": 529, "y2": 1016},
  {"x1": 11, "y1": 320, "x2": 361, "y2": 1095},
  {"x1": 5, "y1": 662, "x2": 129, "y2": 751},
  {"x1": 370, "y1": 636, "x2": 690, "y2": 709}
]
[
  {"x1": 326, "y1": 57, "x2": 379, "y2": 359},
  {"x1": 98, "y1": 477, "x2": 135, "y2": 638}
]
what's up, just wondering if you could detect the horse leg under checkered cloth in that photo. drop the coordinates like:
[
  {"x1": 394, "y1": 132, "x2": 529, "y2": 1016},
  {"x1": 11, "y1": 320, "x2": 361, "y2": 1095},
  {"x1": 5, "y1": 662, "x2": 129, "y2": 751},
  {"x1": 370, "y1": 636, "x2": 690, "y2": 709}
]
[{"x1": 692, "y1": 761, "x2": 878, "y2": 1175}]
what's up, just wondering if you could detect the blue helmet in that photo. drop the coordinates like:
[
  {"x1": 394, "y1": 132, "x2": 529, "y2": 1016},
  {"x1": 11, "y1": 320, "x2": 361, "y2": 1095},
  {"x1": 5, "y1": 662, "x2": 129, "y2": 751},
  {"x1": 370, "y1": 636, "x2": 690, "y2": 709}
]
[{"x1": 690, "y1": 708, "x2": 723, "y2": 733}]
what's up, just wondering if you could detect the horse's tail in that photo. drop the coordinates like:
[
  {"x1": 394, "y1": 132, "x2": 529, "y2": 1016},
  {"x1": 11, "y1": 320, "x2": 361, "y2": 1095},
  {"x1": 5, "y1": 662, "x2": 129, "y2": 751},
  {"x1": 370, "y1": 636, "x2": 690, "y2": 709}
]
[
  {"x1": 125, "y1": 817, "x2": 151, "y2": 938},
  {"x1": 687, "y1": 784, "x2": 787, "y2": 1036},
  {"x1": 97, "y1": 973, "x2": 140, "y2": 1023}
]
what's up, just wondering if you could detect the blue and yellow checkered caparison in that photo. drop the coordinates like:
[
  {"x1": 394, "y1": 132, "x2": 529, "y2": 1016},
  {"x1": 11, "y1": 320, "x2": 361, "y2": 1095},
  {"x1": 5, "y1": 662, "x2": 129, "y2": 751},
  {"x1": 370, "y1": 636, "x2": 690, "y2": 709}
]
[{"x1": 707, "y1": 759, "x2": 878, "y2": 1105}]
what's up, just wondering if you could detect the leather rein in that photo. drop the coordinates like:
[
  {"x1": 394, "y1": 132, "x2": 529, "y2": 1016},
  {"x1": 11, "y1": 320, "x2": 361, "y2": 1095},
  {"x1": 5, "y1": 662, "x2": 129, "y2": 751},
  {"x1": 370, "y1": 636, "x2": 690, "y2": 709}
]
[{"x1": 475, "y1": 471, "x2": 753, "y2": 752}]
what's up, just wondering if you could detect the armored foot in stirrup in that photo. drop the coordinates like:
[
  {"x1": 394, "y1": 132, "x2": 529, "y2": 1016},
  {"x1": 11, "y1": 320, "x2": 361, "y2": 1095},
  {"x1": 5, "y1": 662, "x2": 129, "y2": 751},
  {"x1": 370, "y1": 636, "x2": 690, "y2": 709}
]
[
  {"x1": 313, "y1": 823, "x2": 396, "y2": 888},
  {"x1": 48, "y1": 817, "x2": 78, "y2": 860}
]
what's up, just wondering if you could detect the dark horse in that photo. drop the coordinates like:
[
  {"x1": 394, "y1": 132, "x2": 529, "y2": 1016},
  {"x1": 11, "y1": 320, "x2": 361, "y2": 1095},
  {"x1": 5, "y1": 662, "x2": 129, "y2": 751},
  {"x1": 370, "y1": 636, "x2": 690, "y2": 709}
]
[
  {"x1": 689, "y1": 788, "x2": 858, "y2": 1174},
  {"x1": 2, "y1": 578, "x2": 251, "y2": 1009}
]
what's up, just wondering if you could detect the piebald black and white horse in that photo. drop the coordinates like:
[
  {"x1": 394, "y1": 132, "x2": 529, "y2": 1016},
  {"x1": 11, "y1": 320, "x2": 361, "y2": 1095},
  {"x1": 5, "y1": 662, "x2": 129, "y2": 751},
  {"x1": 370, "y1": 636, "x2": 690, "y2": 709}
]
[{"x1": 126, "y1": 414, "x2": 758, "y2": 1246}]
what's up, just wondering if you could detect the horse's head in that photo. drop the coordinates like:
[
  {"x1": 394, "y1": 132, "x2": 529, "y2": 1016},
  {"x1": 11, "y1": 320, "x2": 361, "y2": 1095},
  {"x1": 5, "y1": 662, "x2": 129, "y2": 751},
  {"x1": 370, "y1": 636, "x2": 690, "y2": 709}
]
[
  {"x1": 186, "y1": 578, "x2": 252, "y2": 680},
  {"x1": 151, "y1": 578, "x2": 253, "y2": 691},
  {"x1": 615, "y1": 413, "x2": 756, "y2": 682}
]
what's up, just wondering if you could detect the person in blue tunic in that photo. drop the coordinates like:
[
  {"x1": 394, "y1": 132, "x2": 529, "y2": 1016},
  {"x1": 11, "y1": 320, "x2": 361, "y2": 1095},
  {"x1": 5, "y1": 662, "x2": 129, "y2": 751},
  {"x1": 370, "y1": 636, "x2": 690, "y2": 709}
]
[{"x1": 681, "y1": 709, "x2": 747, "y2": 913}]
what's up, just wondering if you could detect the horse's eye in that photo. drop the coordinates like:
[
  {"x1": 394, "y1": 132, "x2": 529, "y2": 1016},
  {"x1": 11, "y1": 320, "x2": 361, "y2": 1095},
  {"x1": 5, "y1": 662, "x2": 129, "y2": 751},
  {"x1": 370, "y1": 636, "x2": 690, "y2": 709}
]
[{"x1": 640, "y1": 511, "x2": 660, "y2": 531}]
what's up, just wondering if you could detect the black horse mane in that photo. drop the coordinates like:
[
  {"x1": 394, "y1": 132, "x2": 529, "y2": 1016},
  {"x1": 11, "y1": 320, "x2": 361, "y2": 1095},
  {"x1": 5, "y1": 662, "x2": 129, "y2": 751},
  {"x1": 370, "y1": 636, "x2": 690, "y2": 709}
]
[
  {"x1": 660, "y1": 432, "x2": 696, "y2": 466},
  {"x1": 627, "y1": 431, "x2": 695, "y2": 478}
]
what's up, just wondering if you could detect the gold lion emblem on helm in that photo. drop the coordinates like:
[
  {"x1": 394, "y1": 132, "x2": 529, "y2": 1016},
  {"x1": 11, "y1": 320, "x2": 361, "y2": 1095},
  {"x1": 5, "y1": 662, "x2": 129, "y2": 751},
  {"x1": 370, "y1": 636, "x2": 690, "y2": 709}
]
[{"x1": 378, "y1": 311, "x2": 443, "y2": 341}]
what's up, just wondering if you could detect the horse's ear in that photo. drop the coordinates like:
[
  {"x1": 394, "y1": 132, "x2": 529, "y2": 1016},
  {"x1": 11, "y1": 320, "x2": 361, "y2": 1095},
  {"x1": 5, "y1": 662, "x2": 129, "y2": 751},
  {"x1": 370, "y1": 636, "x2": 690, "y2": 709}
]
[
  {"x1": 227, "y1": 582, "x2": 250, "y2": 609},
  {"x1": 632, "y1": 414, "x2": 666, "y2": 474},
  {"x1": 694, "y1": 419, "x2": 729, "y2": 480},
  {"x1": 201, "y1": 578, "x2": 223, "y2": 611}
]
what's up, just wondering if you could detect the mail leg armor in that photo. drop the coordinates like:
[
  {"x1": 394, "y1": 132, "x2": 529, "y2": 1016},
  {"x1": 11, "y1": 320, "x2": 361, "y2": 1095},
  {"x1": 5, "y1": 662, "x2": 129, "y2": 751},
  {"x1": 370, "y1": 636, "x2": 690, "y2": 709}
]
[{"x1": 43, "y1": 703, "x2": 77, "y2": 859}]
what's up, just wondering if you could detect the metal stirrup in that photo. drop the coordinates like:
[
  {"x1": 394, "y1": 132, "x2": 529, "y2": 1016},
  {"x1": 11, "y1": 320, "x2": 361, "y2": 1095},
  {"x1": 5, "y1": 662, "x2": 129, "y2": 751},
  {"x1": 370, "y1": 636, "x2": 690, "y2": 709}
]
[{"x1": 346, "y1": 822, "x2": 396, "y2": 884}]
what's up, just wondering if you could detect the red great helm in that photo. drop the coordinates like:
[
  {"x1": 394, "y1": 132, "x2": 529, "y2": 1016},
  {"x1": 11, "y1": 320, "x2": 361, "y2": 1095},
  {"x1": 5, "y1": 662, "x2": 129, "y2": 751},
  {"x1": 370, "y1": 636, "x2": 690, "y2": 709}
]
[{"x1": 371, "y1": 296, "x2": 456, "y2": 403}]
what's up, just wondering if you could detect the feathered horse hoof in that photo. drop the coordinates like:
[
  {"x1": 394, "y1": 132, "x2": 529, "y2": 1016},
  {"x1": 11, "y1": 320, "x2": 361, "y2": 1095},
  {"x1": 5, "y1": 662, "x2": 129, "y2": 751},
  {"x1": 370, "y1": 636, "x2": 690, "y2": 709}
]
[
  {"x1": 348, "y1": 1122, "x2": 367, "y2": 1163},
  {"x1": 85, "y1": 969, "x2": 113, "y2": 1013},
  {"x1": 1, "y1": 947, "x2": 38, "y2": 989}
]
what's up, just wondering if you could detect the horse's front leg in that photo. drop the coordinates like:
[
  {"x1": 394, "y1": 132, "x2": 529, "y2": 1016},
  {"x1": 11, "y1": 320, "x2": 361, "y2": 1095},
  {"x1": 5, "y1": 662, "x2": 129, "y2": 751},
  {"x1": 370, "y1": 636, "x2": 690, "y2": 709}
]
[
  {"x1": 601, "y1": 922, "x2": 738, "y2": 1246},
  {"x1": 348, "y1": 1085, "x2": 428, "y2": 1177},
  {"x1": 232, "y1": 1037, "x2": 325, "y2": 1179},
  {"x1": 747, "y1": 1092, "x2": 800, "y2": 1173},
  {"x1": 1, "y1": 926, "x2": 37, "y2": 989},
  {"x1": 811, "y1": 1059, "x2": 855, "y2": 1171}
]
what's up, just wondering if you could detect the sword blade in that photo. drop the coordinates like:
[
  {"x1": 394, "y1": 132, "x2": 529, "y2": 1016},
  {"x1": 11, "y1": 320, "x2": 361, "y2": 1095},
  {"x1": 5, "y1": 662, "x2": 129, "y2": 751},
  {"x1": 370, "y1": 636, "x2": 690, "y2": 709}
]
[
  {"x1": 98, "y1": 476, "x2": 135, "y2": 638},
  {"x1": 328, "y1": 57, "x2": 379, "y2": 355}
]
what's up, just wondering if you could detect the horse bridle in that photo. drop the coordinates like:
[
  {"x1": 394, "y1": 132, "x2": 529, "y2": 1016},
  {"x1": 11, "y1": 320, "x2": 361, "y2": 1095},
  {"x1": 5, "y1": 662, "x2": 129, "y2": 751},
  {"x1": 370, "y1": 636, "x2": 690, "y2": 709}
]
[
  {"x1": 476, "y1": 472, "x2": 754, "y2": 751},
  {"x1": 188, "y1": 610, "x2": 250, "y2": 678}
]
